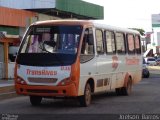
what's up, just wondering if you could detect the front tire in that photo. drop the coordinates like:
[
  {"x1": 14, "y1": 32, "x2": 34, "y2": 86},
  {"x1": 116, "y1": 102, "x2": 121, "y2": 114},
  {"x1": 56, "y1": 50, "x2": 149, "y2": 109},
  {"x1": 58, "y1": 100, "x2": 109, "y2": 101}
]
[
  {"x1": 30, "y1": 96, "x2": 42, "y2": 106},
  {"x1": 79, "y1": 83, "x2": 91, "y2": 107}
]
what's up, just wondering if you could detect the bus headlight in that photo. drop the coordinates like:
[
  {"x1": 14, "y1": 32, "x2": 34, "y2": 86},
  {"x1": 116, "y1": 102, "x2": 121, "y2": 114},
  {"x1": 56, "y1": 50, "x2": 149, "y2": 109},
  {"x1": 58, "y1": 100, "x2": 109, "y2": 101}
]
[
  {"x1": 16, "y1": 76, "x2": 27, "y2": 85},
  {"x1": 58, "y1": 77, "x2": 72, "y2": 86}
]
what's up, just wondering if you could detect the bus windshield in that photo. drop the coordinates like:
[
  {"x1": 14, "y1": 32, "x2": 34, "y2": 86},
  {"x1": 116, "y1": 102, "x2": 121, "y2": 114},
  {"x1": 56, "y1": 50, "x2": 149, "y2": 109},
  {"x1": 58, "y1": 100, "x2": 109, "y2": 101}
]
[
  {"x1": 17, "y1": 25, "x2": 82, "y2": 66},
  {"x1": 20, "y1": 25, "x2": 82, "y2": 54}
]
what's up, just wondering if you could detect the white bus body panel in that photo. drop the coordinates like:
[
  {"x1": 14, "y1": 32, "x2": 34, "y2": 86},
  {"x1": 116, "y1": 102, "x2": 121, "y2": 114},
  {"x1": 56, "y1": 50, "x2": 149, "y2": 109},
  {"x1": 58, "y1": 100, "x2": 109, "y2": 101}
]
[
  {"x1": 78, "y1": 57, "x2": 97, "y2": 96},
  {"x1": 78, "y1": 54, "x2": 142, "y2": 96},
  {"x1": 17, "y1": 65, "x2": 71, "y2": 86}
]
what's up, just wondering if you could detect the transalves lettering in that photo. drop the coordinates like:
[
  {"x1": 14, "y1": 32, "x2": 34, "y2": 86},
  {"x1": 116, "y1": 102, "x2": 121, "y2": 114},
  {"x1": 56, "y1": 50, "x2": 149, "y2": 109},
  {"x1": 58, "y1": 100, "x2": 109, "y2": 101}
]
[{"x1": 27, "y1": 69, "x2": 57, "y2": 76}]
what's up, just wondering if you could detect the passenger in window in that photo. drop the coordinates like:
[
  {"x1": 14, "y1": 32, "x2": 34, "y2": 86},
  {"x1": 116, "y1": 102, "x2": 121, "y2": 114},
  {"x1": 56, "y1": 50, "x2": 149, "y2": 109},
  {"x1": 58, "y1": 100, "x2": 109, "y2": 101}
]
[
  {"x1": 128, "y1": 35, "x2": 134, "y2": 52},
  {"x1": 42, "y1": 33, "x2": 51, "y2": 41},
  {"x1": 135, "y1": 36, "x2": 140, "y2": 53}
]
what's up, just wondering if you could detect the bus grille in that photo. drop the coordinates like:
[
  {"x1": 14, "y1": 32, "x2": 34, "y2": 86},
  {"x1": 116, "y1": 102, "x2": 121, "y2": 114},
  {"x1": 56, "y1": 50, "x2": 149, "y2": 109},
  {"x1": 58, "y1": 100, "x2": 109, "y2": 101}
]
[{"x1": 28, "y1": 77, "x2": 58, "y2": 84}]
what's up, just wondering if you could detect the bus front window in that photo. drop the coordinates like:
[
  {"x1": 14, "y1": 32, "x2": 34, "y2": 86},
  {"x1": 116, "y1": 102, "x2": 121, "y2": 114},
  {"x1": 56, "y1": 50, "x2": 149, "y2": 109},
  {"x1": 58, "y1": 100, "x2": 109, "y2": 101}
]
[{"x1": 20, "y1": 25, "x2": 82, "y2": 54}]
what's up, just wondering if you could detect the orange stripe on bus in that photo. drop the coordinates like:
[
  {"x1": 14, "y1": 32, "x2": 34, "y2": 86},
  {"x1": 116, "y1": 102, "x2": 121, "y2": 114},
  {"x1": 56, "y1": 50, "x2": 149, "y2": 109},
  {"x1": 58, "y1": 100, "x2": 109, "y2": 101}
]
[{"x1": 71, "y1": 57, "x2": 80, "y2": 96}]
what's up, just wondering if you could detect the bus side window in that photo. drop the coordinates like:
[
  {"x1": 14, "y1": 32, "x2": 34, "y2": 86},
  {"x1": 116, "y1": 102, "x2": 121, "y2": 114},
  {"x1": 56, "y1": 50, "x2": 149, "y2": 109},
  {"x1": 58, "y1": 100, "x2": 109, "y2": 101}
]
[
  {"x1": 135, "y1": 35, "x2": 141, "y2": 54},
  {"x1": 127, "y1": 34, "x2": 135, "y2": 54},
  {"x1": 105, "y1": 30, "x2": 116, "y2": 54},
  {"x1": 81, "y1": 34, "x2": 87, "y2": 54},
  {"x1": 80, "y1": 28, "x2": 94, "y2": 63},
  {"x1": 81, "y1": 28, "x2": 94, "y2": 55},
  {"x1": 96, "y1": 29, "x2": 104, "y2": 54},
  {"x1": 115, "y1": 32, "x2": 126, "y2": 54}
]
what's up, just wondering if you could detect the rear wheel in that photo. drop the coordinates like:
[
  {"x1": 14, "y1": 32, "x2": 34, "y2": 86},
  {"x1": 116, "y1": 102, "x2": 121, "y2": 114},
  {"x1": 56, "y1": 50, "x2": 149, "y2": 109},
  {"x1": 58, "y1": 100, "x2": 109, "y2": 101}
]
[
  {"x1": 122, "y1": 77, "x2": 132, "y2": 95},
  {"x1": 116, "y1": 77, "x2": 132, "y2": 96},
  {"x1": 79, "y1": 83, "x2": 91, "y2": 107},
  {"x1": 30, "y1": 96, "x2": 42, "y2": 106},
  {"x1": 116, "y1": 88, "x2": 122, "y2": 96}
]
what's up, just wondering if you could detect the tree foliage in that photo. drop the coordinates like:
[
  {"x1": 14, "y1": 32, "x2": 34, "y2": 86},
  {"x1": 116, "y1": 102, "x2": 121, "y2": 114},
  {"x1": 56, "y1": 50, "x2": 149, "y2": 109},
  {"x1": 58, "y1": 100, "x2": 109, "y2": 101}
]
[{"x1": 129, "y1": 28, "x2": 145, "y2": 36}]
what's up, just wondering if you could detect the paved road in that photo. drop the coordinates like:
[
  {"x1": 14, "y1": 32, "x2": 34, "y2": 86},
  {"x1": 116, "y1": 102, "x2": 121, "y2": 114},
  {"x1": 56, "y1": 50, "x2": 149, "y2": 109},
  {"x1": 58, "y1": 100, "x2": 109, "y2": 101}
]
[{"x1": 0, "y1": 69, "x2": 160, "y2": 119}]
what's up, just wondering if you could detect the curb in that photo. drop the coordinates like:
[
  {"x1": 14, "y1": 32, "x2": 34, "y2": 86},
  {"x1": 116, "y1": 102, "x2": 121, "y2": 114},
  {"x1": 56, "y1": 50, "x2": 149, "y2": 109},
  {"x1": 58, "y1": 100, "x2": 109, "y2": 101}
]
[
  {"x1": 0, "y1": 85, "x2": 19, "y2": 100},
  {"x1": 148, "y1": 66, "x2": 160, "y2": 75},
  {"x1": 0, "y1": 85, "x2": 15, "y2": 93},
  {"x1": 148, "y1": 66, "x2": 160, "y2": 70},
  {"x1": 0, "y1": 92, "x2": 19, "y2": 101}
]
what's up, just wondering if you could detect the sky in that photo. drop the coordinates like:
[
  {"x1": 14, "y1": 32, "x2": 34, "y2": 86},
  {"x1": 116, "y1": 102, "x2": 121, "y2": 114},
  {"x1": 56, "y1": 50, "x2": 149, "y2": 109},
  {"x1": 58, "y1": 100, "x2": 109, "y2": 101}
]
[{"x1": 84, "y1": 0, "x2": 160, "y2": 32}]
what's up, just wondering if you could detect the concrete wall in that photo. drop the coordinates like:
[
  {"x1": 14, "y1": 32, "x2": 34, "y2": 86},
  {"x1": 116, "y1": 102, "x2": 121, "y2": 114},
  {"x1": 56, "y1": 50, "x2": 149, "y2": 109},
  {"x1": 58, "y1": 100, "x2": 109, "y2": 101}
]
[
  {"x1": 0, "y1": 43, "x2": 4, "y2": 62},
  {"x1": 25, "y1": 14, "x2": 61, "y2": 29},
  {"x1": 38, "y1": 13, "x2": 61, "y2": 21},
  {"x1": 19, "y1": 27, "x2": 26, "y2": 38},
  {"x1": 0, "y1": 43, "x2": 4, "y2": 78},
  {"x1": 0, "y1": 62, "x2": 15, "y2": 79},
  {"x1": 8, "y1": 62, "x2": 15, "y2": 79},
  {"x1": 157, "y1": 32, "x2": 160, "y2": 46},
  {"x1": 0, "y1": 62, "x2": 4, "y2": 78}
]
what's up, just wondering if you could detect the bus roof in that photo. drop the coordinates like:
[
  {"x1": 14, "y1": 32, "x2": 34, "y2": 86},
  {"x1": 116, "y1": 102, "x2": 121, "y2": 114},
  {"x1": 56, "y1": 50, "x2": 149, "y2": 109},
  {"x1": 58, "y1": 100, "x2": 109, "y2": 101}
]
[
  {"x1": 32, "y1": 20, "x2": 93, "y2": 26},
  {"x1": 92, "y1": 20, "x2": 140, "y2": 34},
  {"x1": 32, "y1": 20, "x2": 140, "y2": 35}
]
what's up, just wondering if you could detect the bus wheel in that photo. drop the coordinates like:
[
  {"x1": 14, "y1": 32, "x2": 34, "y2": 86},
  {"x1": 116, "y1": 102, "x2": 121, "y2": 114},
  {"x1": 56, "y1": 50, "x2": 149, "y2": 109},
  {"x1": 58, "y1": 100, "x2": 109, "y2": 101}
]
[
  {"x1": 79, "y1": 83, "x2": 91, "y2": 107},
  {"x1": 116, "y1": 88, "x2": 122, "y2": 96},
  {"x1": 122, "y1": 77, "x2": 132, "y2": 96},
  {"x1": 30, "y1": 96, "x2": 42, "y2": 106}
]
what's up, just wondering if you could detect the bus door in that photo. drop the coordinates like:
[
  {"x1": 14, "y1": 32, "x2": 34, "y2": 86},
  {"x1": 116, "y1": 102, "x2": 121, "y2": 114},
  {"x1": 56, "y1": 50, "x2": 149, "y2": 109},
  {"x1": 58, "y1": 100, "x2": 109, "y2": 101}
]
[
  {"x1": 95, "y1": 29, "x2": 111, "y2": 92},
  {"x1": 103, "y1": 30, "x2": 118, "y2": 90},
  {"x1": 79, "y1": 28, "x2": 96, "y2": 95}
]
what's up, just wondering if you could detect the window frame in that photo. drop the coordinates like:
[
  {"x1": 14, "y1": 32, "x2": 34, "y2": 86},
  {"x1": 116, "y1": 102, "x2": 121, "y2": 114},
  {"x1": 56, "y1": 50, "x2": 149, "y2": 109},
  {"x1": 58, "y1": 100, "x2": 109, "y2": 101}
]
[
  {"x1": 115, "y1": 32, "x2": 126, "y2": 54},
  {"x1": 104, "y1": 30, "x2": 116, "y2": 54},
  {"x1": 95, "y1": 29, "x2": 104, "y2": 55},
  {"x1": 126, "y1": 33, "x2": 135, "y2": 54},
  {"x1": 135, "y1": 34, "x2": 141, "y2": 54},
  {"x1": 80, "y1": 27, "x2": 95, "y2": 63}
]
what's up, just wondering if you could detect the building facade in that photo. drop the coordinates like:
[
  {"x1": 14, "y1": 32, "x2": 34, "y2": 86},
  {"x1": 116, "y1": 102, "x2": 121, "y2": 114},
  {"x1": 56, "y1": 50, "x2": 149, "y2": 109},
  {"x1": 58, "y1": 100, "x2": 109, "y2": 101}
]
[{"x1": 0, "y1": 0, "x2": 104, "y2": 79}]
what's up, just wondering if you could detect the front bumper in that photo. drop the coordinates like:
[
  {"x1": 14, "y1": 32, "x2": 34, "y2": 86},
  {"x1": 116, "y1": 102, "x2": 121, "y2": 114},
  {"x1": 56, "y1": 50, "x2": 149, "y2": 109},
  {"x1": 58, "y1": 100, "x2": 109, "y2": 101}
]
[{"x1": 15, "y1": 83, "x2": 78, "y2": 97}]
